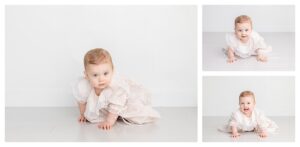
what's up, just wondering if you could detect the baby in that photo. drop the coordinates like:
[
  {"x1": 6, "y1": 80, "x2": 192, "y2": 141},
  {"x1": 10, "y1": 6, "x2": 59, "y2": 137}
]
[
  {"x1": 224, "y1": 15, "x2": 272, "y2": 63},
  {"x1": 72, "y1": 48, "x2": 160, "y2": 130},
  {"x1": 219, "y1": 91, "x2": 278, "y2": 138}
]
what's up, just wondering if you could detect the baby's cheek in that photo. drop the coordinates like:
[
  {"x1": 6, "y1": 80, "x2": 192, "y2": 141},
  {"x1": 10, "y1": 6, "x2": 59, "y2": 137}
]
[{"x1": 91, "y1": 81, "x2": 98, "y2": 86}]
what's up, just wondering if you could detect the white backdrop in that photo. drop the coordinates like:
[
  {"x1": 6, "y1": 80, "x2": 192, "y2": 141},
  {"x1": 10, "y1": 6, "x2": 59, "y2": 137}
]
[
  {"x1": 5, "y1": 5, "x2": 197, "y2": 107},
  {"x1": 203, "y1": 5, "x2": 295, "y2": 32},
  {"x1": 203, "y1": 76, "x2": 295, "y2": 116}
]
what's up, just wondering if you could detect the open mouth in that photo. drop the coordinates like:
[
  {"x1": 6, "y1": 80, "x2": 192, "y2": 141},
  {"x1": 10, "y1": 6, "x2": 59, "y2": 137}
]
[{"x1": 244, "y1": 108, "x2": 250, "y2": 111}]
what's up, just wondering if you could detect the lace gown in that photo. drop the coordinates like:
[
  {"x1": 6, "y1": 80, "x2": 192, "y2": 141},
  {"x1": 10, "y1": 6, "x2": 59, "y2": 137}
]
[
  {"x1": 224, "y1": 31, "x2": 272, "y2": 58},
  {"x1": 219, "y1": 108, "x2": 278, "y2": 133},
  {"x1": 72, "y1": 74, "x2": 160, "y2": 124}
]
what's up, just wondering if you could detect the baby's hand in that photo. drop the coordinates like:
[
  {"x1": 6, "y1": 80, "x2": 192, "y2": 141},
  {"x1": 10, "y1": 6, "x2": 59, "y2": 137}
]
[
  {"x1": 98, "y1": 121, "x2": 114, "y2": 130},
  {"x1": 259, "y1": 131, "x2": 268, "y2": 138},
  {"x1": 256, "y1": 54, "x2": 268, "y2": 62},
  {"x1": 227, "y1": 57, "x2": 236, "y2": 63},
  {"x1": 78, "y1": 114, "x2": 86, "y2": 123},
  {"x1": 231, "y1": 131, "x2": 240, "y2": 138}
]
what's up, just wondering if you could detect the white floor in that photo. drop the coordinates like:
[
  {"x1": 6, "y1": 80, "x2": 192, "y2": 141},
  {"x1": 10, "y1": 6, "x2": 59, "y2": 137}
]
[
  {"x1": 203, "y1": 32, "x2": 295, "y2": 71},
  {"x1": 202, "y1": 116, "x2": 294, "y2": 142},
  {"x1": 5, "y1": 107, "x2": 197, "y2": 142}
]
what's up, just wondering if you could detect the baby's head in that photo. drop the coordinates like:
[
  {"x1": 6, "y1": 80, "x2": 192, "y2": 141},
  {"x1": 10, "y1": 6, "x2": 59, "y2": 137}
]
[
  {"x1": 84, "y1": 48, "x2": 114, "y2": 90},
  {"x1": 239, "y1": 90, "x2": 256, "y2": 116},
  {"x1": 234, "y1": 15, "x2": 253, "y2": 43}
]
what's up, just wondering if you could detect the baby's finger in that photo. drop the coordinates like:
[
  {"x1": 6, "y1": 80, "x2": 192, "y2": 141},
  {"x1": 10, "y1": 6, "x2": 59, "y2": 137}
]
[
  {"x1": 78, "y1": 118, "x2": 83, "y2": 123},
  {"x1": 98, "y1": 124, "x2": 103, "y2": 129},
  {"x1": 104, "y1": 125, "x2": 109, "y2": 130},
  {"x1": 262, "y1": 134, "x2": 267, "y2": 138},
  {"x1": 101, "y1": 124, "x2": 107, "y2": 130},
  {"x1": 100, "y1": 125, "x2": 104, "y2": 130}
]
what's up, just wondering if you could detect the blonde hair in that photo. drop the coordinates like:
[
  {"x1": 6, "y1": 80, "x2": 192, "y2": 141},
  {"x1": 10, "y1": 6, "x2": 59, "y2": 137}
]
[
  {"x1": 235, "y1": 15, "x2": 252, "y2": 28},
  {"x1": 84, "y1": 48, "x2": 114, "y2": 69},
  {"x1": 239, "y1": 90, "x2": 256, "y2": 103}
]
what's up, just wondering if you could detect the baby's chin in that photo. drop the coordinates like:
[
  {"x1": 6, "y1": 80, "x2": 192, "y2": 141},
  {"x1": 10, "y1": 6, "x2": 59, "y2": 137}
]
[
  {"x1": 239, "y1": 37, "x2": 249, "y2": 42},
  {"x1": 94, "y1": 85, "x2": 108, "y2": 90},
  {"x1": 242, "y1": 110, "x2": 253, "y2": 115}
]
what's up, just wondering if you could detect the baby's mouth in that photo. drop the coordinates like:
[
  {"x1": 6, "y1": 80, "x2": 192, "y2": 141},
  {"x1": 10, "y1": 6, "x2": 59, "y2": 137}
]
[{"x1": 244, "y1": 108, "x2": 250, "y2": 111}]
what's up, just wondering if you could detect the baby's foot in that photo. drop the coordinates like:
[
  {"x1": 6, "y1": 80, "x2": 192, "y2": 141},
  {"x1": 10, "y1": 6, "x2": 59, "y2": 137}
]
[{"x1": 256, "y1": 54, "x2": 268, "y2": 62}]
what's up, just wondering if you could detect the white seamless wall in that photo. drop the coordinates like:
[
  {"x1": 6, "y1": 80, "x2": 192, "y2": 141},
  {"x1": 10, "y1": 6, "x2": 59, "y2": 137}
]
[
  {"x1": 6, "y1": 6, "x2": 197, "y2": 107},
  {"x1": 203, "y1": 76, "x2": 295, "y2": 116},
  {"x1": 203, "y1": 5, "x2": 295, "y2": 32}
]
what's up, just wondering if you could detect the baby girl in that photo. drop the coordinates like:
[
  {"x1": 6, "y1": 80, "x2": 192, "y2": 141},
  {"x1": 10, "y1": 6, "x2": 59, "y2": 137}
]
[
  {"x1": 219, "y1": 91, "x2": 278, "y2": 138},
  {"x1": 224, "y1": 15, "x2": 272, "y2": 63},
  {"x1": 72, "y1": 48, "x2": 160, "y2": 130}
]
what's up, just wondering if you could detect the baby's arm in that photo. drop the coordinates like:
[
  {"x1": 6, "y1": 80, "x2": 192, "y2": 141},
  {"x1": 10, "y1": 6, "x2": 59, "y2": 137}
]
[
  {"x1": 231, "y1": 126, "x2": 240, "y2": 138},
  {"x1": 227, "y1": 47, "x2": 236, "y2": 63},
  {"x1": 256, "y1": 124, "x2": 269, "y2": 138},
  {"x1": 258, "y1": 131, "x2": 268, "y2": 138},
  {"x1": 255, "y1": 127, "x2": 268, "y2": 138},
  {"x1": 98, "y1": 112, "x2": 118, "y2": 130},
  {"x1": 78, "y1": 102, "x2": 87, "y2": 123},
  {"x1": 256, "y1": 49, "x2": 268, "y2": 62}
]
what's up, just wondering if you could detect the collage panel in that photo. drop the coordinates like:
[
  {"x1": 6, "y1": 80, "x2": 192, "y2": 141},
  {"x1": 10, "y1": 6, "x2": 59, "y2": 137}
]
[
  {"x1": 202, "y1": 76, "x2": 295, "y2": 142},
  {"x1": 4, "y1": 5, "x2": 198, "y2": 142},
  {"x1": 202, "y1": 5, "x2": 295, "y2": 71}
]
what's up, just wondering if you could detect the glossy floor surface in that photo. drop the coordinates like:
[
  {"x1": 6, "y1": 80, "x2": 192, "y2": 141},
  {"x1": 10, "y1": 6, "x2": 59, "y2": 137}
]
[
  {"x1": 203, "y1": 116, "x2": 294, "y2": 142},
  {"x1": 6, "y1": 107, "x2": 197, "y2": 142}
]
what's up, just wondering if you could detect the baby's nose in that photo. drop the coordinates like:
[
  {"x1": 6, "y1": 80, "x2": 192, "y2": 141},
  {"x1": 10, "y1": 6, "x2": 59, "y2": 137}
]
[{"x1": 98, "y1": 76, "x2": 104, "y2": 82}]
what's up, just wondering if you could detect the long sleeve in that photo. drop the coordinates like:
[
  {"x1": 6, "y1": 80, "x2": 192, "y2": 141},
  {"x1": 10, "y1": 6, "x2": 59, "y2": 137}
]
[
  {"x1": 251, "y1": 31, "x2": 272, "y2": 54},
  {"x1": 225, "y1": 33, "x2": 238, "y2": 51},
  {"x1": 72, "y1": 77, "x2": 92, "y2": 103},
  {"x1": 255, "y1": 109, "x2": 278, "y2": 133},
  {"x1": 229, "y1": 112, "x2": 239, "y2": 128}
]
